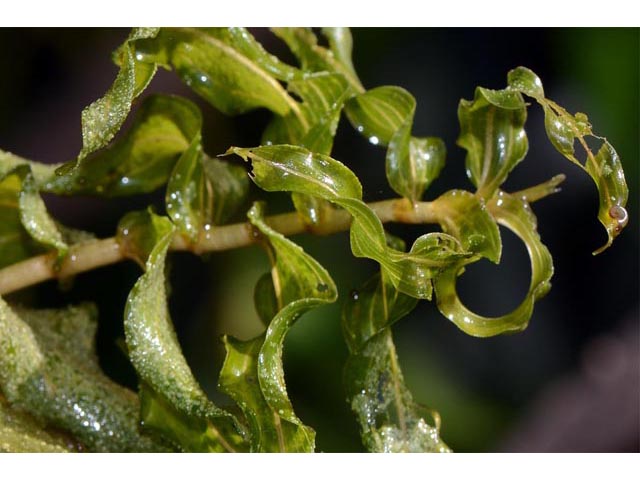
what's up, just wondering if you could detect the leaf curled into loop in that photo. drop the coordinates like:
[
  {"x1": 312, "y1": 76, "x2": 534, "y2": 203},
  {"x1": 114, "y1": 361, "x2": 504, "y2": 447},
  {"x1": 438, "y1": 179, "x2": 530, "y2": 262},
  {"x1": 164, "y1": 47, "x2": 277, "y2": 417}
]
[{"x1": 434, "y1": 191, "x2": 553, "y2": 337}]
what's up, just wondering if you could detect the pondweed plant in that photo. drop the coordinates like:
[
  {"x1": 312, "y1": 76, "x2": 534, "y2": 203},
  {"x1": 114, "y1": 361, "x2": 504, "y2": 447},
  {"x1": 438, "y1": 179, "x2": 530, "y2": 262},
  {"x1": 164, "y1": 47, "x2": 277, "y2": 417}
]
[{"x1": 0, "y1": 28, "x2": 629, "y2": 453}]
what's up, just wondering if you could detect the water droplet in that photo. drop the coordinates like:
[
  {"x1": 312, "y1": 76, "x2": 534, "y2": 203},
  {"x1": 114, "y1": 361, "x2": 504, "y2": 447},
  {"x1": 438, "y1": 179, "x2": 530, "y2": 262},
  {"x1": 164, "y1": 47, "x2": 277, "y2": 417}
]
[
  {"x1": 350, "y1": 289, "x2": 359, "y2": 301},
  {"x1": 120, "y1": 176, "x2": 130, "y2": 185},
  {"x1": 369, "y1": 136, "x2": 379, "y2": 145}
]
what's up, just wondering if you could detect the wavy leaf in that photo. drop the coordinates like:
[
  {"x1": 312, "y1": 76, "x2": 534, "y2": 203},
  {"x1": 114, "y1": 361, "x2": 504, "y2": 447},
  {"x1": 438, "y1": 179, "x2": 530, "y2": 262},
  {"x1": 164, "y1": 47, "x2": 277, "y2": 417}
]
[
  {"x1": 227, "y1": 145, "x2": 469, "y2": 300},
  {"x1": 0, "y1": 299, "x2": 165, "y2": 452},
  {"x1": 430, "y1": 189, "x2": 502, "y2": 263},
  {"x1": 505, "y1": 66, "x2": 629, "y2": 254},
  {"x1": 343, "y1": 271, "x2": 418, "y2": 353},
  {"x1": 0, "y1": 166, "x2": 66, "y2": 268},
  {"x1": 134, "y1": 28, "x2": 301, "y2": 118},
  {"x1": 48, "y1": 95, "x2": 200, "y2": 197},
  {"x1": 434, "y1": 191, "x2": 553, "y2": 337},
  {"x1": 74, "y1": 28, "x2": 159, "y2": 165},
  {"x1": 120, "y1": 210, "x2": 248, "y2": 452},
  {"x1": 343, "y1": 270, "x2": 449, "y2": 452},
  {"x1": 262, "y1": 72, "x2": 352, "y2": 227},
  {"x1": 457, "y1": 87, "x2": 529, "y2": 199},
  {"x1": 272, "y1": 27, "x2": 363, "y2": 91},
  {"x1": 221, "y1": 202, "x2": 338, "y2": 452},
  {"x1": 345, "y1": 86, "x2": 446, "y2": 201}
]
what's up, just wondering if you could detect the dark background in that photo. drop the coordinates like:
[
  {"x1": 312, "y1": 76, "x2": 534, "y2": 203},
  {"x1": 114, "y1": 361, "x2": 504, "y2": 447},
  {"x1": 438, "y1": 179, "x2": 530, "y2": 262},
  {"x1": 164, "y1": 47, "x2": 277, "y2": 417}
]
[{"x1": 0, "y1": 28, "x2": 638, "y2": 452}]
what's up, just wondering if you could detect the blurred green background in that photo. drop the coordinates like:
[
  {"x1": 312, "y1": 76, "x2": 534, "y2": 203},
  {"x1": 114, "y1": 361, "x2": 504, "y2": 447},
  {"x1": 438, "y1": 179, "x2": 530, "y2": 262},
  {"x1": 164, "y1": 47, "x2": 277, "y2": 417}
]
[{"x1": 0, "y1": 28, "x2": 638, "y2": 452}]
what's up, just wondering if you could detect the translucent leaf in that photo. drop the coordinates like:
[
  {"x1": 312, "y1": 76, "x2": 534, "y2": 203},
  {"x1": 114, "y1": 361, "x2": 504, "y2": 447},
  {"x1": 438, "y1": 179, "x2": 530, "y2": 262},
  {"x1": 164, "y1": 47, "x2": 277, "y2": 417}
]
[
  {"x1": 342, "y1": 271, "x2": 449, "y2": 453},
  {"x1": 120, "y1": 210, "x2": 248, "y2": 452},
  {"x1": 222, "y1": 202, "x2": 338, "y2": 451},
  {"x1": 202, "y1": 155, "x2": 250, "y2": 226},
  {"x1": 505, "y1": 66, "x2": 629, "y2": 254},
  {"x1": 0, "y1": 166, "x2": 66, "y2": 268},
  {"x1": 457, "y1": 87, "x2": 529, "y2": 199},
  {"x1": 1, "y1": 394, "x2": 76, "y2": 452},
  {"x1": 346, "y1": 86, "x2": 446, "y2": 201},
  {"x1": 48, "y1": 95, "x2": 201, "y2": 197},
  {"x1": 0, "y1": 170, "x2": 42, "y2": 268},
  {"x1": 227, "y1": 145, "x2": 469, "y2": 300},
  {"x1": 134, "y1": 28, "x2": 300, "y2": 117},
  {"x1": 434, "y1": 191, "x2": 553, "y2": 337},
  {"x1": 272, "y1": 27, "x2": 363, "y2": 90},
  {"x1": 0, "y1": 299, "x2": 165, "y2": 452},
  {"x1": 430, "y1": 189, "x2": 502, "y2": 263},
  {"x1": 342, "y1": 272, "x2": 418, "y2": 353},
  {"x1": 321, "y1": 27, "x2": 358, "y2": 79},
  {"x1": 76, "y1": 28, "x2": 159, "y2": 164},
  {"x1": 262, "y1": 72, "x2": 352, "y2": 226}
]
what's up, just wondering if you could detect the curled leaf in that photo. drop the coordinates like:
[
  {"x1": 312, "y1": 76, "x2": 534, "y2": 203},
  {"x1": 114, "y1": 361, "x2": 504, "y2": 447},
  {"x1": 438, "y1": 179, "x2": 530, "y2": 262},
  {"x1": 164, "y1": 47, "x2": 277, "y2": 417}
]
[
  {"x1": 262, "y1": 72, "x2": 353, "y2": 226},
  {"x1": 0, "y1": 299, "x2": 164, "y2": 452},
  {"x1": 74, "y1": 28, "x2": 159, "y2": 165},
  {"x1": 434, "y1": 191, "x2": 553, "y2": 337},
  {"x1": 272, "y1": 27, "x2": 363, "y2": 91},
  {"x1": 0, "y1": 166, "x2": 66, "y2": 267},
  {"x1": 48, "y1": 95, "x2": 201, "y2": 197},
  {"x1": 121, "y1": 210, "x2": 247, "y2": 452},
  {"x1": 224, "y1": 202, "x2": 338, "y2": 452},
  {"x1": 430, "y1": 189, "x2": 502, "y2": 263},
  {"x1": 505, "y1": 66, "x2": 629, "y2": 254},
  {"x1": 134, "y1": 28, "x2": 301, "y2": 118},
  {"x1": 457, "y1": 87, "x2": 529, "y2": 200},
  {"x1": 227, "y1": 145, "x2": 467, "y2": 300},
  {"x1": 346, "y1": 86, "x2": 446, "y2": 201},
  {"x1": 343, "y1": 270, "x2": 449, "y2": 453}
]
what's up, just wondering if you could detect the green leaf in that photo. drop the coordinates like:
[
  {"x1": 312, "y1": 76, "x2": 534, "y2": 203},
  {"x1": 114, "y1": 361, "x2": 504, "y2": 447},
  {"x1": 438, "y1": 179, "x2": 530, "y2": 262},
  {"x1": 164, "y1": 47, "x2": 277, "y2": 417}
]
[
  {"x1": 342, "y1": 271, "x2": 449, "y2": 452},
  {"x1": 434, "y1": 191, "x2": 553, "y2": 337},
  {"x1": 1, "y1": 394, "x2": 76, "y2": 452},
  {"x1": 0, "y1": 170, "x2": 42, "y2": 269},
  {"x1": 430, "y1": 189, "x2": 502, "y2": 263},
  {"x1": 321, "y1": 27, "x2": 358, "y2": 80},
  {"x1": 121, "y1": 210, "x2": 248, "y2": 452},
  {"x1": 505, "y1": 66, "x2": 629, "y2": 254},
  {"x1": 0, "y1": 299, "x2": 165, "y2": 452},
  {"x1": 75, "y1": 28, "x2": 159, "y2": 164},
  {"x1": 224, "y1": 202, "x2": 338, "y2": 452},
  {"x1": 202, "y1": 155, "x2": 250, "y2": 226},
  {"x1": 18, "y1": 168, "x2": 67, "y2": 260},
  {"x1": 272, "y1": 27, "x2": 363, "y2": 91},
  {"x1": 48, "y1": 95, "x2": 201, "y2": 197},
  {"x1": 457, "y1": 87, "x2": 529, "y2": 199},
  {"x1": 262, "y1": 72, "x2": 352, "y2": 227},
  {"x1": 0, "y1": 166, "x2": 66, "y2": 268},
  {"x1": 228, "y1": 145, "x2": 468, "y2": 300},
  {"x1": 134, "y1": 28, "x2": 301, "y2": 118},
  {"x1": 345, "y1": 86, "x2": 446, "y2": 201},
  {"x1": 342, "y1": 272, "x2": 418, "y2": 353}
]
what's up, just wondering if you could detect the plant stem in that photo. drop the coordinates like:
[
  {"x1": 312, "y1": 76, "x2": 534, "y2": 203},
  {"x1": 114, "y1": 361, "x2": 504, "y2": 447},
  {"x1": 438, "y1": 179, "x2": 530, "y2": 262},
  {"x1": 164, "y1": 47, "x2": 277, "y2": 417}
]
[
  {"x1": 0, "y1": 198, "x2": 435, "y2": 296},
  {"x1": 0, "y1": 178, "x2": 561, "y2": 296}
]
